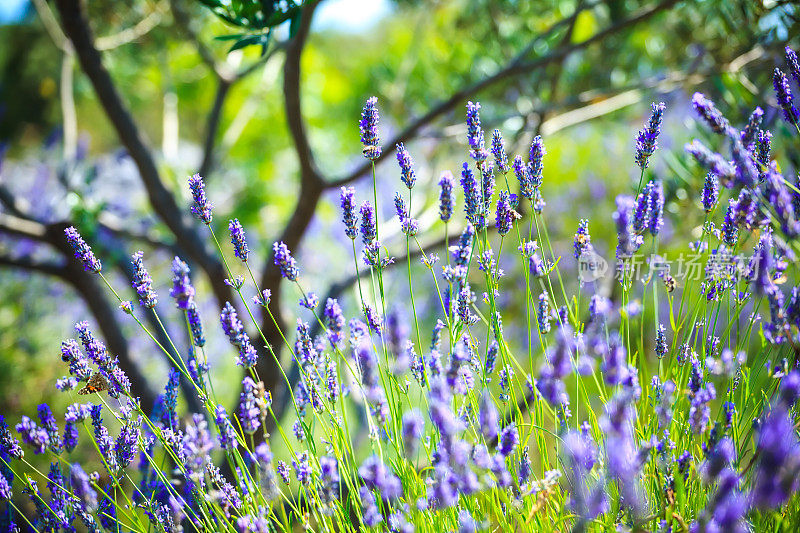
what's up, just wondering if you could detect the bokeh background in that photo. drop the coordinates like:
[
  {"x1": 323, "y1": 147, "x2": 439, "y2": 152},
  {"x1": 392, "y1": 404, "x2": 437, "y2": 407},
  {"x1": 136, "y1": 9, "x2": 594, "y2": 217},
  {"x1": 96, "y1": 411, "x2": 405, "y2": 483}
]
[{"x1": 0, "y1": 0, "x2": 797, "y2": 472}]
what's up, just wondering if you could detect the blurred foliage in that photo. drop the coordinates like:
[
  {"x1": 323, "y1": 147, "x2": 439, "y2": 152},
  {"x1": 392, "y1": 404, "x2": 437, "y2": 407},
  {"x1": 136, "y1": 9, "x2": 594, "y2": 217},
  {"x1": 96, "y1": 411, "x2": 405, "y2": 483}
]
[{"x1": 0, "y1": 0, "x2": 797, "y2": 449}]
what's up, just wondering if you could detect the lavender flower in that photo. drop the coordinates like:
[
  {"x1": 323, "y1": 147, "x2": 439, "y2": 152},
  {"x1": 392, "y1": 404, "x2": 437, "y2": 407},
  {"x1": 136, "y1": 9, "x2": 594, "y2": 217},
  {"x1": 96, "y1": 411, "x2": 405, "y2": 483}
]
[
  {"x1": 340, "y1": 186, "x2": 358, "y2": 240},
  {"x1": 461, "y1": 163, "x2": 483, "y2": 229},
  {"x1": 396, "y1": 143, "x2": 416, "y2": 189},
  {"x1": 773, "y1": 68, "x2": 799, "y2": 124},
  {"x1": 701, "y1": 172, "x2": 719, "y2": 212},
  {"x1": 685, "y1": 139, "x2": 736, "y2": 185},
  {"x1": 15, "y1": 416, "x2": 48, "y2": 455},
  {"x1": 633, "y1": 182, "x2": 651, "y2": 234},
  {"x1": 466, "y1": 101, "x2": 487, "y2": 162},
  {"x1": 513, "y1": 155, "x2": 534, "y2": 200},
  {"x1": 359, "y1": 455, "x2": 403, "y2": 499},
  {"x1": 131, "y1": 251, "x2": 157, "y2": 308},
  {"x1": 721, "y1": 199, "x2": 738, "y2": 246},
  {"x1": 741, "y1": 106, "x2": 764, "y2": 146},
  {"x1": 360, "y1": 486, "x2": 383, "y2": 527},
  {"x1": 114, "y1": 412, "x2": 140, "y2": 468},
  {"x1": 228, "y1": 219, "x2": 249, "y2": 262},
  {"x1": 323, "y1": 298, "x2": 345, "y2": 346},
  {"x1": 573, "y1": 219, "x2": 592, "y2": 259},
  {"x1": 239, "y1": 377, "x2": 261, "y2": 434},
  {"x1": 272, "y1": 241, "x2": 299, "y2": 281},
  {"x1": 479, "y1": 391, "x2": 499, "y2": 442},
  {"x1": 614, "y1": 194, "x2": 642, "y2": 258},
  {"x1": 751, "y1": 403, "x2": 800, "y2": 509},
  {"x1": 648, "y1": 180, "x2": 664, "y2": 235},
  {"x1": 655, "y1": 324, "x2": 667, "y2": 359},
  {"x1": 220, "y1": 302, "x2": 258, "y2": 368},
  {"x1": 438, "y1": 171, "x2": 456, "y2": 222},
  {"x1": 491, "y1": 129, "x2": 509, "y2": 173},
  {"x1": 214, "y1": 405, "x2": 238, "y2": 451},
  {"x1": 64, "y1": 226, "x2": 101, "y2": 273},
  {"x1": 498, "y1": 423, "x2": 518, "y2": 456},
  {"x1": 187, "y1": 306, "x2": 205, "y2": 347},
  {"x1": 319, "y1": 455, "x2": 340, "y2": 502},
  {"x1": 37, "y1": 404, "x2": 62, "y2": 454},
  {"x1": 63, "y1": 422, "x2": 78, "y2": 452},
  {"x1": 562, "y1": 430, "x2": 607, "y2": 526},
  {"x1": 495, "y1": 190, "x2": 514, "y2": 236},
  {"x1": 537, "y1": 292, "x2": 551, "y2": 334},
  {"x1": 756, "y1": 129, "x2": 772, "y2": 167},
  {"x1": 692, "y1": 92, "x2": 731, "y2": 134},
  {"x1": 635, "y1": 102, "x2": 665, "y2": 169},
  {"x1": 55, "y1": 376, "x2": 77, "y2": 392},
  {"x1": 90, "y1": 405, "x2": 117, "y2": 471},
  {"x1": 188, "y1": 173, "x2": 213, "y2": 224},
  {"x1": 169, "y1": 257, "x2": 195, "y2": 309},
  {"x1": 0, "y1": 471, "x2": 10, "y2": 500},
  {"x1": 528, "y1": 135, "x2": 545, "y2": 189},
  {"x1": 480, "y1": 161, "x2": 495, "y2": 218},
  {"x1": 402, "y1": 410, "x2": 424, "y2": 458},
  {"x1": 787, "y1": 46, "x2": 800, "y2": 86},
  {"x1": 360, "y1": 201, "x2": 377, "y2": 245},
  {"x1": 360, "y1": 96, "x2": 381, "y2": 160}
]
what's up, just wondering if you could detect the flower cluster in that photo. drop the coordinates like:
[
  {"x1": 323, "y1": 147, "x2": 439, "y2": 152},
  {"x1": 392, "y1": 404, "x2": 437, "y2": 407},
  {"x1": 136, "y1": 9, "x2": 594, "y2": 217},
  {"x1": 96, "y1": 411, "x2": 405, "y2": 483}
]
[{"x1": 3, "y1": 77, "x2": 800, "y2": 533}]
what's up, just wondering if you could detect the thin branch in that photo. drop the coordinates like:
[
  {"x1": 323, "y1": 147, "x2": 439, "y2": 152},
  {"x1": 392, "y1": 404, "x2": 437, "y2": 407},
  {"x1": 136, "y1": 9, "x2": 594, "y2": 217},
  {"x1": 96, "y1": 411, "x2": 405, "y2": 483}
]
[
  {"x1": 95, "y1": 1, "x2": 168, "y2": 51},
  {"x1": 0, "y1": 212, "x2": 49, "y2": 241},
  {"x1": 198, "y1": 77, "x2": 232, "y2": 178},
  {"x1": 0, "y1": 184, "x2": 34, "y2": 220},
  {"x1": 0, "y1": 253, "x2": 64, "y2": 277},
  {"x1": 326, "y1": 0, "x2": 678, "y2": 189},
  {"x1": 169, "y1": 0, "x2": 234, "y2": 81}
]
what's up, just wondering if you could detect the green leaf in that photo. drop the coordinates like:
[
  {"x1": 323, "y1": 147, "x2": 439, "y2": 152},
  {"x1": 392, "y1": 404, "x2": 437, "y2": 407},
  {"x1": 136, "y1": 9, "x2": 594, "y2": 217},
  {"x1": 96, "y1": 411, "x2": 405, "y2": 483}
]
[{"x1": 227, "y1": 32, "x2": 271, "y2": 52}]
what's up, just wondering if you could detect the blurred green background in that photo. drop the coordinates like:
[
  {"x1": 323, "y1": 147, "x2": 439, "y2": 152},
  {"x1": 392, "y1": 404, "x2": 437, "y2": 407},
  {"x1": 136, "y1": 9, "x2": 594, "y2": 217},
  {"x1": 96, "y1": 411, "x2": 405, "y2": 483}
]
[{"x1": 0, "y1": 0, "x2": 796, "y2": 472}]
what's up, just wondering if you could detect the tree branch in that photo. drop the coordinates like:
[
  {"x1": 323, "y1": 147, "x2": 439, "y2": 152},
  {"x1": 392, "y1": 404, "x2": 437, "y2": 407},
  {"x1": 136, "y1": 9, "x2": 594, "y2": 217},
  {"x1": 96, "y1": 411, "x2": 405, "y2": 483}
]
[
  {"x1": 326, "y1": 0, "x2": 678, "y2": 189},
  {"x1": 255, "y1": 0, "x2": 323, "y2": 424},
  {"x1": 198, "y1": 77, "x2": 232, "y2": 178},
  {"x1": 54, "y1": 0, "x2": 234, "y2": 311}
]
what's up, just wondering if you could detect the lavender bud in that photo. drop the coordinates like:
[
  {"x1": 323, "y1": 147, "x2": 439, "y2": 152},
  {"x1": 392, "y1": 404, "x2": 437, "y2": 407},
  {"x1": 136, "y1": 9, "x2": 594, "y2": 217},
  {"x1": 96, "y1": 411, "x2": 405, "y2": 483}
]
[
  {"x1": 773, "y1": 68, "x2": 800, "y2": 125},
  {"x1": 461, "y1": 163, "x2": 483, "y2": 229},
  {"x1": 340, "y1": 186, "x2": 358, "y2": 240},
  {"x1": 721, "y1": 199, "x2": 738, "y2": 246},
  {"x1": 214, "y1": 405, "x2": 238, "y2": 451},
  {"x1": 495, "y1": 190, "x2": 514, "y2": 236},
  {"x1": 402, "y1": 409, "x2": 424, "y2": 458},
  {"x1": 648, "y1": 180, "x2": 664, "y2": 235},
  {"x1": 239, "y1": 377, "x2": 261, "y2": 434},
  {"x1": 691, "y1": 92, "x2": 732, "y2": 135},
  {"x1": 741, "y1": 107, "x2": 764, "y2": 147},
  {"x1": 701, "y1": 173, "x2": 719, "y2": 212},
  {"x1": 64, "y1": 226, "x2": 101, "y2": 273},
  {"x1": 272, "y1": 241, "x2": 299, "y2": 281},
  {"x1": 491, "y1": 129, "x2": 509, "y2": 173},
  {"x1": 228, "y1": 219, "x2": 249, "y2": 262},
  {"x1": 573, "y1": 219, "x2": 592, "y2": 259},
  {"x1": 635, "y1": 102, "x2": 665, "y2": 169},
  {"x1": 131, "y1": 251, "x2": 157, "y2": 309},
  {"x1": 188, "y1": 173, "x2": 213, "y2": 224},
  {"x1": 360, "y1": 96, "x2": 381, "y2": 160},
  {"x1": 169, "y1": 257, "x2": 195, "y2": 309},
  {"x1": 396, "y1": 143, "x2": 416, "y2": 189},
  {"x1": 359, "y1": 201, "x2": 377, "y2": 245},
  {"x1": 466, "y1": 101, "x2": 487, "y2": 162},
  {"x1": 528, "y1": 135, "x2": 545, "y2": 189},
  {"x1": 498, "y1": 423, "x2": 519, "y2": 456},
  {"x1": 438, "y1": 171, "x2": 456, "y2": 223}
]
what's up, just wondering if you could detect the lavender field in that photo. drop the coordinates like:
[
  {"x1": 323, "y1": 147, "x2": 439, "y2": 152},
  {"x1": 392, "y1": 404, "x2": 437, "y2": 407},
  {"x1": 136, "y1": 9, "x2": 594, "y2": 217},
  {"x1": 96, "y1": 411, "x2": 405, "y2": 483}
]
[{"x1": 0, "y1": 1, "x2": 799, "y2": 532}]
